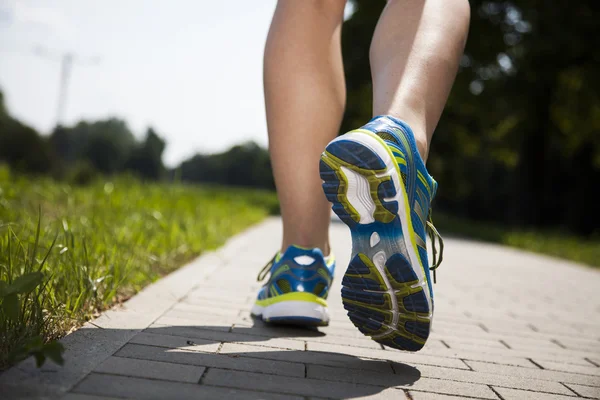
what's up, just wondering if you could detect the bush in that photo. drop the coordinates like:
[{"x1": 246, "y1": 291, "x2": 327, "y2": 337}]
[{"x1": 67, "y1": 160, "x2": 98, "y2": 186}]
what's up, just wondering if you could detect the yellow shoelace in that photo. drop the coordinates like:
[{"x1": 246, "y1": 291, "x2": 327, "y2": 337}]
[
  {"x1": 426, "y1": 210, "x2": 444, "y2": 283},
  {"x1": 257, "y1": 253, "x2": 278, "y2": 282}
]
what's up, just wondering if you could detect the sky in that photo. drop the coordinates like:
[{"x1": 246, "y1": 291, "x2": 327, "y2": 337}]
[{"x1": 0, "y1": 0, "x2": 278, "y2": 166}]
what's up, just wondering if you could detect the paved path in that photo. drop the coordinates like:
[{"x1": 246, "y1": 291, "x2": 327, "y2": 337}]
[{"x1": 2, "y1": 217, "x2": 600, "y2": 399}]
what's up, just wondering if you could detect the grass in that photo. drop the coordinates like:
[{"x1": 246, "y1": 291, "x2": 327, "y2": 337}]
[
  {"x1": 0, "y1": 169, "x2": 278, "y2": 369},
  {"x1": 434, "y1": 212, "x2": 600, "y2": 268}
]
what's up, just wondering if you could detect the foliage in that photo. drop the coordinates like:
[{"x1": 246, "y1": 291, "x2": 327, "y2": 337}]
[
  {"x1": 124, "y1": 128, "x2": 167, "y2": 180},
  {"x1": 343, "y1": 0, "x2": 600, "y2": 238},
  {"x1": 178, "y1": 141, "x2": 275, "y2": 189},
  {"x1": 49, "y1": 119, "x2": 162, "y2": 178},
  {"x1": 0, "y1": 89, "x2": 272, "y2": 189},
  {"x1": 0, "y1": 92, "x2": 56, "y2": 175},
  {"x1": 0, "y1": 174, "x2": 277, "y2": 369},
  {"x1": 434, "y1": 213, "x2": 600, "y2": 268}
]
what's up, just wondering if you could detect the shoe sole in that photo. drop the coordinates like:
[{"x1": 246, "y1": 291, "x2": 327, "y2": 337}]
[
  {"x1": 319, "y1": 130, "x2": 432, "y2": 351},
  {"x1": 251, "y1": 295, "x2": 330, "y2": 327}
]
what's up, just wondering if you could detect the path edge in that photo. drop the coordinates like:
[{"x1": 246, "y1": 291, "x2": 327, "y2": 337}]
[{"x1": 0, "y1": 218, "x2": 273, "y2": 399}]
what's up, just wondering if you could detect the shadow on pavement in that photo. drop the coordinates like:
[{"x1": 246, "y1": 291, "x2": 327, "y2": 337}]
[
  {"x1": 115, "y1": 320, "x2": 422, "y2": 399},
  {"x1": 1, "y1": 319, "x2": 422, "y2": 399}
]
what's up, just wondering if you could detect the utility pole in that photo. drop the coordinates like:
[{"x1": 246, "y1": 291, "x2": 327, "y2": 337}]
[
  {"x1": 56, "y1": 53, "x2": 73, "y2": 127},
  {"x1": 33, "y1": 46, "x2": 100, "y2": 128}
]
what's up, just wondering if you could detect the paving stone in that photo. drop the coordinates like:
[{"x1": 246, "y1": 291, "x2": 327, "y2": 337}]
[
  {"x1": 554, "y1": 339, "x2": 600, "y2": 354},
  {"x1": 62, "y1": 394, "x2": 123, "y2": 400},
  {"x1": 465, "y1": 360, "x2": 600, "y2": 387},
  {"x1": 437, "y1": 338, "x2": 507, "y2": 350},
  {"x1": 0, "y1": 323, "x2": 134, "y2": 394},
  {"x1": 300, "y1": 331, "x2": 384, "y2": 350},
  {"x1": 483, "y1": 324, "x2": 599, "y2": 342},
  {"x1": 418, "y1": 346, "x2": 579, "y2": 368},
  {"x1": 94, "y1": 356, "x2": 205, "y2": 383},
  {"x1": 306, "y1": 365, "x2": 498, "y2": 398},
  {"x1": 588, "y1": 358, "x2": 600, "y2": 367},
  {"x1": 230, "y1": 321, "x2": 337, "y2": 341},
  {"x1": 532, "y1": 359, "x2": 600, "y2": 376},
  {"x1": 306, "y1": 342, "x2": 470, "y2": 370},
  {"x1": 72, "y1": 373, "x2": 298, "y2": 400},
  {"x1": 148, "y1": 324, "x2": 306, "y2": 350},
  {"x1": 129, "y1": 331, "x2": 221, "y2": 353},
  {"x1": 115, "y1": 343, "x2": 304, "y2": 378},
  {"x1": 203, "y1": 368, "x2": 426, "y2": 399},
  {"x1": 171, "y1": 302, "x2": 242, "y2": 317},
  {"x1": 326, "y1": 388, "x2": 409, "y2": 399},
  {"x1": 181, "y1": 296, "x2": 252, "y2": 308},
  {"x1": 564, "y1": 383, "x2": 600, "y2": 399},
  {"x1": 220, "y1": 342, "x2": 393, "y2": 373},
  {"x1": 499, "y1": 338, "x2": 599, "y2": 357},
  {"x1": 153, "y1": 315, "x2": 234, "y2": 331},
  {"x1": 427, "y1": 325, "x2": 599, "y2": 348},
  {"x1": 436, "y1": 331, "x2": 600, "y2": 354},
  {"x1": 411, "y1": 364, "x2": 573, "y2": 395},
  {"x1": 492, "y1": 387, "x2": 582, "y2": 400},
  {"x1": 164, "y1": 308, "x2": 249, "y2": 325},
  {"x1": 409, "y1": 391, "x2": 495, "y2": 400}
]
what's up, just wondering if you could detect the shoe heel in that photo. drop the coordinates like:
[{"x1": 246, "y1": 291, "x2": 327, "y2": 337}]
[{"x1": 319, "y1": 134, "x2": 399, "y2": 227}]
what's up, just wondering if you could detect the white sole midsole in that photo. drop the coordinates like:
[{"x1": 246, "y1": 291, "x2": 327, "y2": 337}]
[{"x1": 251, "y1": 301, "x2": 329, "y2": 322}]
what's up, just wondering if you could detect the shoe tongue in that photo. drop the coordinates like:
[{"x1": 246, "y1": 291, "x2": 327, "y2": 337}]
[
  {"x1": 293, "y1": 255, "x2": 316, "y2": 265},
  {"x1": 284, "y1": 245, "x2": 324, "y2": 263}
]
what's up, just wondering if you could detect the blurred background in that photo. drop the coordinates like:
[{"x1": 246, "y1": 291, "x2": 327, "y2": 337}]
[
  {"x1": 2, "y1": 0, "x2": 599, "y2": 234},
  {"x1": 0, "y1": 0, "x2": 598, "y2": 369}
]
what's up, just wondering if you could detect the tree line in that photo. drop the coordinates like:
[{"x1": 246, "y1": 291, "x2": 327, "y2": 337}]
[{"x1": 0, "y1": 90, "x2": 274, "y2": 189}]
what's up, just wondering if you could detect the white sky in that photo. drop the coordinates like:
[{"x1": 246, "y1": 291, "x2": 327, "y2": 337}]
[{"x1": 0, "y1": 0, "x2": 278, "y2": 166}]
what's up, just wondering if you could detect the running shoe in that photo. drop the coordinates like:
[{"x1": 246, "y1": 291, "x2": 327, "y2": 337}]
[
  {"x1": 319, "y1": 115, "x2": 443, "y2": 351},
  {"x1": 251, "y1": 245, "x2": 335, "y2": 326}
]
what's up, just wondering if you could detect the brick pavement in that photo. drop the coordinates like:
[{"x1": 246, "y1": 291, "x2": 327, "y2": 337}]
[{"x1": 1, "y1": 217, "x2": 599, "y2": 399}]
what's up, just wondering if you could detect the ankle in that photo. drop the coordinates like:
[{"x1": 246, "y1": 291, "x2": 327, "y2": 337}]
[
  {"x1": 374, "y1": 113, "x2": 429, "y2": 162},
  {"x1": 280, "y1": 241, "x2": 331, "y2": 257},
  {"x1": 415, "y1": 137, "x2": 429, "y2": 163}
]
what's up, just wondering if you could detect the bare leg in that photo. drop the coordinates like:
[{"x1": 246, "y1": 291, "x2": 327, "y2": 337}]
[
  {"x1": 371, "y1": 0, "x2": 470, "y2": 160},
  {"x1": 264, "y1": 0, "x2": 347, "y2": 255}
]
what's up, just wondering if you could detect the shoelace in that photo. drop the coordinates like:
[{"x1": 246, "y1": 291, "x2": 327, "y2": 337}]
[
  {"x1": 426, "y1": 209, "x2": 444, "y2": 284},
  {"x1": 257, "y1": 253, "x2": 277, "y2": 282}
]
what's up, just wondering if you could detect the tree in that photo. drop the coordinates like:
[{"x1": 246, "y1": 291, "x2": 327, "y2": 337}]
[
  {"x1": 49, "y1": 118, "x2": 136, "y2": 174},
  {"x1": 0, "y1": 91, "x2": 56, "y2": 174},
  {"x1": 178, "y1": 141, "x2": 274, "y2": 189},
  {"x1": 125, "y1": 127, "x2": 166, "y2": 180}
]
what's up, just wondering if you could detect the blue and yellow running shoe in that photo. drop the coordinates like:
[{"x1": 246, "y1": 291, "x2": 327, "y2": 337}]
[
  {"x1": 251, "y1": 245, "x2": 335, "y2": 326},
  {"x1": 319, "y1": 115, "x2": 443, "y2": 351}
]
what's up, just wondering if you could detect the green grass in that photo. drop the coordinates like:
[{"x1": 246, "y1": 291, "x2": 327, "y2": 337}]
[
  {"x1": 0, "y1": 170, "x2": 278, "y2": 369},
  {"x1": 434, "y1": 212, "x2": 600, "y2": 267}
]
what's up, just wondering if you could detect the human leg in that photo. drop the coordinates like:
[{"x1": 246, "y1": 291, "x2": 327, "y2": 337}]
[
  {"x1": 252, "y1": 0, "x2": 347, "y2": 326},
  {"x1": 320, "y1": 0, "x2": 470, "y2": 350},
  {"x1": 371, "y1": 0, "x2": 470, "y2": 160},
  {"x1": 264, "y1": 0, "x2": 347, "y2": 255}
]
